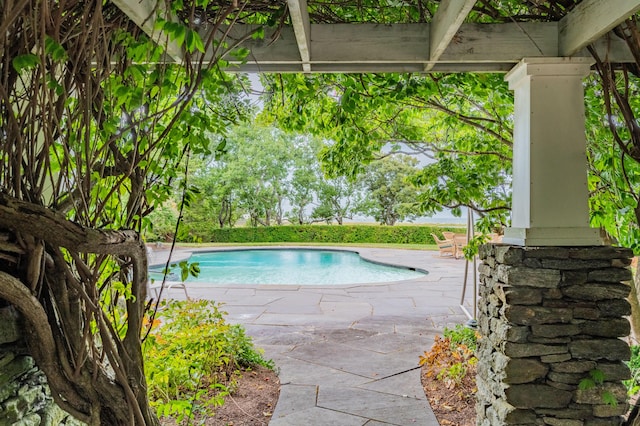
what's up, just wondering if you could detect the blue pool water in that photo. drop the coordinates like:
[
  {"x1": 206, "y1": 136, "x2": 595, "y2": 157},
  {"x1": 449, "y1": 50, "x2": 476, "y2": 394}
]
[{"x1": 153, "y1": 249, "x2": 426, "y2": 285}]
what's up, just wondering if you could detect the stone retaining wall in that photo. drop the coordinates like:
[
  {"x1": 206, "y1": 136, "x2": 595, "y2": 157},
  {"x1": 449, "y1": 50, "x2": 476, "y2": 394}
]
[
  {"x1": 477, "y1": 245, "x2": 633, "y2": 426},
  {"x1": 0, "y1": 306, "x2": 81, "y2": 425}
]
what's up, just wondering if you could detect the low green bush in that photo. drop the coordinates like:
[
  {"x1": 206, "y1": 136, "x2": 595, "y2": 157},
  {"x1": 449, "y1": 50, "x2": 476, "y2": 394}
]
[
  {"x1": 143, "y1": 300, "x2": 273, "y2": 423},
  {"x1": 625, "y1": 345, "x2": 640, "y2": 395},
  {"x1": 169, "y1": 223, "x2": 465, "y2": 244}
]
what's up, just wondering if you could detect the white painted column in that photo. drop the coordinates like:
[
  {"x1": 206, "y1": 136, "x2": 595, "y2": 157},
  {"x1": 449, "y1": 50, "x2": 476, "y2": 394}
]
[{"x1": 502, "y1": 58, "x2": 602, "y2": 246}]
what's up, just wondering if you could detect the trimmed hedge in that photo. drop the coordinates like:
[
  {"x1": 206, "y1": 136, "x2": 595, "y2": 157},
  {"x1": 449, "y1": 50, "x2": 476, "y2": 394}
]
[{"x1": 175, "y1": 223, "x2": 465, "y2": 245}]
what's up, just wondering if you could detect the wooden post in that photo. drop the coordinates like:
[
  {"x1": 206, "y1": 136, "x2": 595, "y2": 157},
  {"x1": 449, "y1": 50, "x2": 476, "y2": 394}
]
[{"x1": 502, "y1": 58, "x2": 602, "y2": 246}]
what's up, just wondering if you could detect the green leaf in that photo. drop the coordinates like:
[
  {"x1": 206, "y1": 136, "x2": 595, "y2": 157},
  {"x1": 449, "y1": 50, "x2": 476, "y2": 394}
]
[
  {"x1": 252, "y1": 26, "x2": 265, "y2": 40},
  {"x1": 12, "y1": 54, "x2": 39, "y2": 72},
  {"x1": 44, "y1": 36, "x2": 67, "y2": 61},
  {"x1": 174, "y1": 25, "x2": 187, "y2": 47},
  {"x1": 590, "y1": 369, "x2": 605, "y2": 385},
  {"x1": 602, "y1": 391, "x2": 618, "y2": 407},
  {"x1": 185, "y1": 29, "x2": 205, "y2": 53},
  {"x1": 124, "y1": 65, "x2": 146, "y2": 82},
  {"x1": 578, "y1": 378, "x2": 595, "y2": 391},
  {"x1": 230, "y1": 47, "x2": 250, "y2": 61},
  {"x1": 46, "y1": 76, "x2": 64, "y2": 96}
]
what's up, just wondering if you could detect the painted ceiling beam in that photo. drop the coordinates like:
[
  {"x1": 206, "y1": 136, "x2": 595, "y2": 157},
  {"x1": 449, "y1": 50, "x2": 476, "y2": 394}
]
[
  {"x1": 112, "y1": 0, "x2": 183, "y2": 62},
  {"x1": 427, "y1": 0, "x2": 477, "y2": 71},
  {"x1": 111, "y1": 0, "x2": 638, "y2": 74},
  {"x1": 287, "y1": 0, "x2": 312, "y2": 72},
  {"x1": 559, "y1": 0, "x2": 640, "y2": 56},
  {"x1": 215, "y1": 22, "x2": 633, "y2": 72},
  {"x1": 214, "y1": 22, "x2": 634, "y2": 72}
]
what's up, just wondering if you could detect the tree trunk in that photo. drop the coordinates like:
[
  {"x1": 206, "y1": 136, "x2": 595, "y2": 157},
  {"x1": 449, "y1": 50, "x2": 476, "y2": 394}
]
[{"x1": 0, "y1": 194, "x2": 159, "y2": 425}]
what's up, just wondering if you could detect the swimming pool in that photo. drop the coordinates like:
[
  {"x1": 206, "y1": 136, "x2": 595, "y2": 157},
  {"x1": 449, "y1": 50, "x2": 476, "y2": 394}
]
[{"x1": 152, "y1": 249, "x2": 426, "y2": 285}]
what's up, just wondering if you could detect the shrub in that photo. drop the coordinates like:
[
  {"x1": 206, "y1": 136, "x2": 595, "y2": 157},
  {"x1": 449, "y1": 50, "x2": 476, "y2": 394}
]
[
  {"x1": 167, "y1": 224, "x2": 465, "y2": 244},
  {"x1": 444, "y1": 324, "x2": 478, "y2": 351},
  {"x1": 420, "y1": 325, "x2": 478, "y2": 391},
  {"x1": 143, "y1": 300, "x2": 273, "y2": 423},
  {"x1": 625, "y1": 345, "x2": 640, "y2": 395}
]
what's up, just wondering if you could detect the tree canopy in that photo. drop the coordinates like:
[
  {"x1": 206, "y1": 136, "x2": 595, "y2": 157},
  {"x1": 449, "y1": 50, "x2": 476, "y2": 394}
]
[
  {"x1": 0, "y1": 2, "x2": 252, "y2": 424},
  {"x1": 4, "y1": 1, "x2": 640, "y2": 424}
]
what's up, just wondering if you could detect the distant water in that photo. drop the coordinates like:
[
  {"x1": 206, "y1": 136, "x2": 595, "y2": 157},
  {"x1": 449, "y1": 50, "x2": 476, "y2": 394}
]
[
  {"x1": 345, "y1": 216, "x2": 467, "y2": 225},
  {"x1": 412, "y1": 217, "x2": 467, "y2": 225}
]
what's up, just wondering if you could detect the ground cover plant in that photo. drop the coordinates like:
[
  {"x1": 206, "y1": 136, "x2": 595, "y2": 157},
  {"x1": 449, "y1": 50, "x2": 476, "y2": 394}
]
[
  {"x1": 143, "y1": 300, "x2": 275, "y2": 424},
  {"x1": 420, "y1": 325, "x2": 478, "y2": 426}
]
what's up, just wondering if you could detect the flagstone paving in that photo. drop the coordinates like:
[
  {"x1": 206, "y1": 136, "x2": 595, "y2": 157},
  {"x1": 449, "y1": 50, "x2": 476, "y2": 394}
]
[{"x1": 150, "y1": 246, "x2": 471, "y2": 425}]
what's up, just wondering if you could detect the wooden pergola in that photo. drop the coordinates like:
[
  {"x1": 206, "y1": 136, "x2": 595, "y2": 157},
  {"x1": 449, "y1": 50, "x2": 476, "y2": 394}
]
[
  {"x1": 114, "y1": 0, "x2": 640, "y2": 246},
  {"x1": 113, "y1": 0, "x2": 639, "y2": 73}
]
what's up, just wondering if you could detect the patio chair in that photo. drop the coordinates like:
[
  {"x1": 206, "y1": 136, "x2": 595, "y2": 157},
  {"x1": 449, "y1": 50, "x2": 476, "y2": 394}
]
[
  {"x1": 453, "y1": 234, "x2": 467, "y2": 259},
  {"x1": 147, "y1": 271, "x2": 190, "y2": 300},
  {"x1": 443, "y1": 231, "x2": 456, "y2": 240},
  {"x1": 431, "y1": 233, "x2": 456, "y2": 257}
]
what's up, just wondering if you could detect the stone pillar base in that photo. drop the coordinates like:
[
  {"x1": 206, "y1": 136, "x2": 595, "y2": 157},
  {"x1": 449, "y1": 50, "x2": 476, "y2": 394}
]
[{"x1": 477, "y1": 245, "x2": 633, "y2": 426}]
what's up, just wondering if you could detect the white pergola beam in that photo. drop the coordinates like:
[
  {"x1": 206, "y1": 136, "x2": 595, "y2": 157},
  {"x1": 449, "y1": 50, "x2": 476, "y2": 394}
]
[
  {"x1": 427, "y1": 0, "x2": 477, "y2": 70},
  {"x1": 216, "y1": 22, "x2": 637, "y2": 72},
  {"x1": 111, "y1": 0, "x2": 183, "y2": 62},
  {"x1": 287, "y1": 0, "x2": 312, "y2": 72},
  {"x1": 559, "y1": 0, "x2": 640, "y2": 56}
]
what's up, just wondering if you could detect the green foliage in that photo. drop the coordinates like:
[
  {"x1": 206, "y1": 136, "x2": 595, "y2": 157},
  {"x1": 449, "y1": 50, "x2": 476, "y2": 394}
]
[
  {"x1": 419, "y1": 328, "x2": 478, "y2": 393},
  {"x1": 625, "y1": 345, "x2": 640, "y2": 395},
  {"x1": 261, "y1": 73, "x2": 513, "y2": 232},
  {"x1": 357, "y1": 155, "x2": 422, "y2": 225},
  {"x1": 579, "y1": 369, "x2": 618, "y2": 408},
  {"x1": 12, "y1": 53, "x2": 40, "y2": 71},
  {"x1": 146, "y1": 203, "x2": 180, "y2": 241},
  {"x1": 172, "y1": 224, "x2": 464, "y2": 245},
  {"x1": 175, "y1": 260, "x2": 201, "y2": 282},
  {"x1": 579, "y1": 369, "x2": 606, "y2": 390},
  {"x1": 443, "y1": 324, "x2": 478, "y2": 351},
  {"x1": 144, "y1": 300, "x2": 273, "y2": 423},
  {"x1": 461, "y1": 234, "x2": 491, "y2": 260},
  {"x1": 585, "y1": 74, "x2": 640, "y2": 253}
]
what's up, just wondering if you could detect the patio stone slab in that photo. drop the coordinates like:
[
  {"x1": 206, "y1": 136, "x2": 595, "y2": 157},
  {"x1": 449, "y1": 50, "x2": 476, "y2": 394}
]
[
  {"x1": 245, "y1": 327, "x2": 318, "y2": 346},
  {"x1": 270, "y1": 384, "x2": 317, "y2": 416},
  {"x1": 219, "y1": 305, "x2": 266, "y2": 322},
  {"x1": 287, "y1": 341, "x2": 418, "y2": 379},
  {"x1": 253, "y1": 313, "x2": 350, "y2": 326},
  {"x1": 358, "y1": 368, "x2": 427, "y2": 400},
  {"x1": 270, "y1": 407, "x2": 368, "y2": 426},
  {"x1": 317, "y1": 386, "x2": 438, "y2": 425},
  {"x1": 339, "y1": 332, "x2": 432, "y2": 355},
  {"x1": 319, "y1": 292, "x2": 359, "y2": 302},
  {"x1": 320, "y1": 328, "x2": 431, "y2": 355},
  {"x1": 265, "y1": 293, "x2": 323, "y2": 314},
  {"x1": 275, "y1": 357, "x2": 370, "y2": 388},
  {"x1": 319, "y1": 301, "x2": 373, "y2": 317},
  {"x1": 344, "y1": 285, "x2": 392, "y2": 293}
]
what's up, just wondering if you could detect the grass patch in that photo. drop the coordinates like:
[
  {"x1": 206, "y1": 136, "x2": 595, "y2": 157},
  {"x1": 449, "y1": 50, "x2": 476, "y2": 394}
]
[{"x1": 161, "y1": 241, "x2": 439, "y2": 251}]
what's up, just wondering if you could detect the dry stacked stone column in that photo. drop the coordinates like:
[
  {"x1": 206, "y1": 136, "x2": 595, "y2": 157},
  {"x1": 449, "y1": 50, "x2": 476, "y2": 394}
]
[{"x1": 477, "y1": 245, "x2": 633, "y2": 426}]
